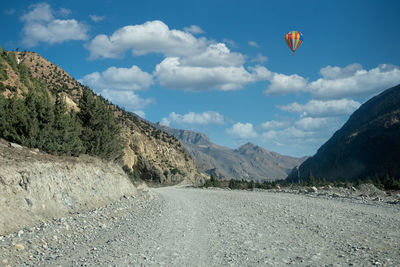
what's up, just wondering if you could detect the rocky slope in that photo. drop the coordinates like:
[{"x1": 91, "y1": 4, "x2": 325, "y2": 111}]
[
  {"x1": 157, "y1": 124, "x2": 306, "y2": 181},
  {"x1": 288, "y1": 84, "x2": 400, "y2": 182},
  {"x1": 0, "y1": 49, "x2": 206, "y2": 185},
  {"x1": 0, "y1": 138, "x2": 137, "y2": 235}
]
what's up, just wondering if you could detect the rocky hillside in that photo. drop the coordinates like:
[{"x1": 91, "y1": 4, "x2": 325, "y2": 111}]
[
  {"x1": 157, "y1": 124, "x2": 306, "y2": 181},
  {"x1": 0, "y1": 48, "x2": 206, "y2": 185},
  {"x1": 288, "y1": 84, "x2": 400, "y2": 182},
  {"x1": 0, "y1": 138, "x2": 138, "y2": 235}
]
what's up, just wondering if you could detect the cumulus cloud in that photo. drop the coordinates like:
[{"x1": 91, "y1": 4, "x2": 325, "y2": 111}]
[
  {"x1": 251, "y1": 54, "x2": 268, "y2": 64},
  {"x1": 183, "y1": 25, "x2": 204, "y2": 34},
  {"x1": 319, "y1": 63, "x2": 362, "y2": 80},
  {"x1": 309, "y1": 64, "x2": 400, "y2": 99},
  {"x1": 86, "y1": 20, "x2": 273, "y2": 92},
  {"x1": 262, "y1": 127, "x2": 313, "y2": 141},
  {"x1": 248, "y1": 41, "x2": 259, "y2": 47},
  {"x1": 80, "y1": 65, "x2": 153, "y2": 91},
  {"x1": 162, "y1": 111, "x2": 224, "y2": 126},
  {"x1": 154, "y1": 57, "x2": 271, "y2": 91},
  {"x1": 99, "y1": 89, "x2": 153, "y2": 111},
  {"x1": 265, "y1": 73, "x2": 308, "y2": 95},
  {"x1": 278, "y1": 99, "x2": 361, "y2": 117},
  {"x1": 58, "y1": 8, "x2": 71, "y2": 17},
  {"x1": 260, "y1": 120, "x2": 288, "y2": 130},
  {"x1": 20, "y1": 3, "x2": 88, "y2": 47},
  {"x1": 295, "y1": 117, "x2": 332, "y2": 130},
  {"x1": 180, "y1": 43, "x2": 245, "y2": 67},
  {"x1": 89, "y1": 14, "x2": 105, "y2": 22},
  {"x1": 264, "y1": 63, "x2": 400, "y2": 99},
  {"x1": 86, "y1": 20, "x2": 209, "y2": 59},
  {"x1": 227, "y1": 122, "x2": 258, "y2": 139}
]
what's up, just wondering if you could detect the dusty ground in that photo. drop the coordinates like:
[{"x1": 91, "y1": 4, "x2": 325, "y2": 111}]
[{"x1": 1, "y1": 186, "x2": 400, "y2": 266}]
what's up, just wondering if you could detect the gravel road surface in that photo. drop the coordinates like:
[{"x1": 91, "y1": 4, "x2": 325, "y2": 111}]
[{"x1": 1, "y1": 187, "x2": 400, "y2": 266}]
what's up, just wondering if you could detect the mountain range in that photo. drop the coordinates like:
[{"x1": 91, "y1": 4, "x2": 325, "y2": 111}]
[{"x1": 156, "y1": 124, "x2": 307, "y2": 181}]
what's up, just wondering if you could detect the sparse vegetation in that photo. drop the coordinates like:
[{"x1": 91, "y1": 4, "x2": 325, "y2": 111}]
[
  {"x1": 202, "y1": 173, "x2": 400, "y2": 191},
  {"x1": 202, "y1": 175, "x2": 221, "y2": 188},
  {"x1": 122, "y1": 165, "x2": 141, "y2": 183}
]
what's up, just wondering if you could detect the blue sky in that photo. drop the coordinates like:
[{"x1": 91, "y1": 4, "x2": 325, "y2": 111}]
[{"x1": 1, "y1": 0, "x2": 400, "y2": 157}]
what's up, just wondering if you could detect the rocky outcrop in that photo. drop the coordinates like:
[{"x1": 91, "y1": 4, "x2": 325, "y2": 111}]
[
  {"x1": 288, "y1": 84, "x2": 400, "y2": 182},
  {"x1": 0, "y1": 138, "x2": 138, "y2": 235},
  {"x1": 121, "y1": 119, "x2": 207, "y2": 184},
  {"x1": 157, "y1": 124, "x2": 307, "y2": 181}
]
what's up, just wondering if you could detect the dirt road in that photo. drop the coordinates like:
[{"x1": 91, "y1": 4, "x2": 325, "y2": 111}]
[{"x1": 1, "y1": 187, "x2": 400, "y2": 266}]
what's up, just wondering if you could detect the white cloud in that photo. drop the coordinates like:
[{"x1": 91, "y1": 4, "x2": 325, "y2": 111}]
[
  {"x1": 319, "y1": 63, "x2": 362, "y2": 80},
  {"x1": 89, "y1": 14, "x2": 105, "y2": 22},
  {"x1": 264, "y1": 63, "x2": 400, "y2": 99},
  {"x1": 85, "y1": 20, "x2": 273, "y2": 92},
  {"x1": 262, "y1": 127, "x2": 313, "y2": 140},
  {"x1": 80, "y1": 65, "x2": 153, "y2": 91},
  {"x1": 161, "y1": 118, "x2": 171, "y2": 126},
  {"x1": 265, "y1": 73, "x2": 308, "y2": 95},
  {"x1": 227, "y1": 122, "x2": 258, "y2": 139},
  {"x1": 154, "y1": 58, "x2": 271, "y2": 91},
  {"x1": 260, "y1": 120, "x2": 287, "y2": 130},
  {"x1": 162, "y1": 111, "x2": 224, "y2": 126},
  {"x1": 309, "y1": 64, "x2": 400, "y2": 99},
  {"x1": 278, "y1": 99, "x2": 361, "y2": 117},
  {"x1": 58, "y1": 8, "x2": 71, "y2": 17},
  {"x1": 21, "y1": 3, "x2": 88, "y2": 47},
  {"x1": 248, "y1": 41, "x2": 259, "y2": 47},
  {"x1": 86, "y1": 20, "x2": 209, "y2": 59},
  {"x1": 295, "y1": 117, "x2": 331, "y2": 130},
  {"x1": 181, "y1": 43, "x2": 245, "y2": 67},
  {"x1": 183, "y1": 25, "x2": 204, "y2": 34},
  {"x1": 99, "y1": 89, "x2": 153, "y2": 111},
  {"x1": 251, "y1": 54, "x2": 268, "y2": 64}
]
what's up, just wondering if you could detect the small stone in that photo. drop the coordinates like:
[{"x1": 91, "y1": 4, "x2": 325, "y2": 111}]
[
  {"x1": 2, "y1": 259, "x2": 8, "y2": 264},
  {"x1": 15, "y1": 243, "x2": 25, "y2": 250},
  {"x1": 18, "y1": 230, "x2": 24, "y2": 237},
  {"x1": 309, "y1": 186, "x2": 318, "y2": 193},
  {"x1": 9, "y1": 142, "x2": 23, "y2": 149}
]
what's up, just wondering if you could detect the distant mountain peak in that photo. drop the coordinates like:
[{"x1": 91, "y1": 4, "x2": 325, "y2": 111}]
[{"x1": 157, "y1": 124, "x2": 307, "y2": 181}]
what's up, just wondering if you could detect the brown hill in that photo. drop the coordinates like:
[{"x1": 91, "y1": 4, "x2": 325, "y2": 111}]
[{"x1": 0, "y1": 49, "x2": 206, "y2": 185}]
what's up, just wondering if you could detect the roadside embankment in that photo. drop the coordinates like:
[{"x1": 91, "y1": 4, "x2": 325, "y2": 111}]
[{"x1": 0, "y1": 139, "x2": 137, "y2": 235}]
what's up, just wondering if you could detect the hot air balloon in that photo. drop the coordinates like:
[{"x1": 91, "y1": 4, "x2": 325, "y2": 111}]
[{"x1": 284, "y1": 31, "x2": 303, "y2": 54}]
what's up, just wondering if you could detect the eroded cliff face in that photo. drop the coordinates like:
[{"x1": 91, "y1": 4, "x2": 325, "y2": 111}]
[
  {"x1": 0, "y1": 139, "x2": 138, "y2": 235},
  {"x1": 1, "y1": 50, "x2": 207, "y2": 185},
  {"x1": 122, "y1": 117, "x2": 207, "y2": 185}
]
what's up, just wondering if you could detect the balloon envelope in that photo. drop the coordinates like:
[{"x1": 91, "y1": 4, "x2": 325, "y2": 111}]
[{"x1": 284, "y1": 31, "x2": 303, "y2": 53}]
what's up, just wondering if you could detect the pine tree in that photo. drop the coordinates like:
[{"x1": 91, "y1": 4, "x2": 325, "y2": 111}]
[
  {"x1": 78, "y1": 88, "x2": 123, "y2": 160},
  {"x1": 52, "y1": 94, "x2": 84, "y2": 156}
]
